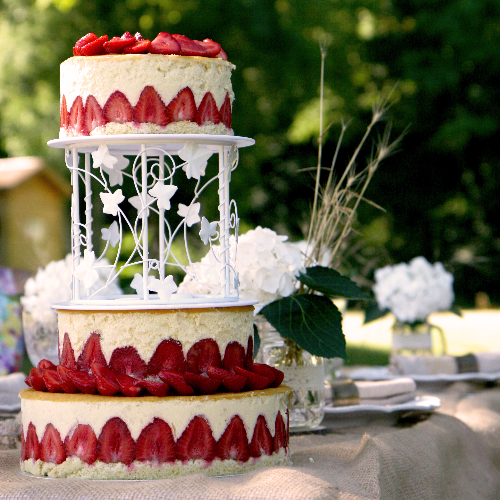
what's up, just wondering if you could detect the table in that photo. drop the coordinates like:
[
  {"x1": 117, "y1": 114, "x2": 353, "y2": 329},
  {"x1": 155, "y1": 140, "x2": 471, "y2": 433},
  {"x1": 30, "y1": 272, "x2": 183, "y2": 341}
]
[{"x1": 2, "y1": 382, "x2": 500, "y2": 500}]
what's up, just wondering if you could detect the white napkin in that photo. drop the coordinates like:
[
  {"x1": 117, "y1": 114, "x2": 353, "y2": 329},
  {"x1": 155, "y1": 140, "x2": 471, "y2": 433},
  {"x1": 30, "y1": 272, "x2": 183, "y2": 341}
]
[{"x1": 0, "y1": 372, "x2": 27, "y2": 411}]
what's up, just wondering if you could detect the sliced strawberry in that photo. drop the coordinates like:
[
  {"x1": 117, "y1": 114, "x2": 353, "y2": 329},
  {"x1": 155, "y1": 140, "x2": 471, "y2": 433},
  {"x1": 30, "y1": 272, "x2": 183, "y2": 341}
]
[
  {"x1": 273, "y1": 412, "x2": 287, "y2": 452},
  {"x1": 251, "y1": 363, "x2": 284, "y2": 388},
  {"x1": 134, "y1": 86, "x2": 169, "y2": 126},
  {"x1": 60, "y1": 332, "x2": 76, "y2": 369},
  {"x1": 91, "y1": 362, "x2": 121, "y2": 396},
  {"x1": 195, "y1": 38, "x2": 222, "y2": 57},
  {"x1": 134, "y1": 32, "x2": 144, "y2": 41},
  {"x1": 219, "y1": 93, "x2": 232, "y2": 129},
  {"x1": 103, "y1": 91, "x2": 134, "y2": 124},
  {"x1": 38, "y1": 359, "x2": 57, "y2": 371},
  {"x1": 183, "y1": 372, "x2": 221, "y2": 394},
  {"x1": 186, "y1": 338, "x2": 222, "y2": 374},
  {"x1": 77, "y1": 332, "x2": 106, "y2": 372},
  {"x1": 97, "y1": 417, "x2": 135, "y2": 465},
  {"x1": 138, "y1": 379, "x2": 169, "y2": 397},
  {"x1": 21, "y1": 424, "x2": 26, "y2": 460},
  {"x1": 148, "y1": 338, "x2": 186, "y2": 375},
  {"x1": 27, "y1": 367, "x2": 47, "y2": 392},
  {"x1": 68, "y1": 96, "x2": 86, "y2": 135},
  {"x1": 67, "y1": 369, "x2": 97, "y2": 394},
  {"x1": 73, "y1": 33, "x2": 98, "y2": 56},
  {"x1": 136, "y1": 418, "x2": 176, "y2": 464},
  {"x1": 42, "y1": 369, "x2": 64, "y2": 393},
  {"x1": 80, "y1": 35, "x2": 108, "y2": 56},
  {"x1": 234, "y1": 366, "x2": 272, "y2": 391},
  {"x1": 57, "y1": 365, "x2": 79, "y2": 393},
  {"x1": 222, "y1": 341, "x2": 246, "y2": 372},
  {"x1": 207, "y1": 366, "x2": 246, "y2": 393},
  {"x1": 195, "y1": 92, "x2": 221, "y2": 126},
  {"x1": 115, "y1": 372, "x2": 143, "y2": 397},
  {"x1": 40, "y1": 423, "x2": 66, "y2": 464},
  {"x1": 158, "y1": 370, "x2": 194, "y2": 396},
  {"x1": 24, "y1": 422, "x2": 40, "y2": 461},
  {"x1": 122, "y1": 31, "x2": 134, "y2": 40},
  {"x1": 172, "y1": 34, "x2": 207, "y2": 56},
  {"x1": 216, "y1": 415, "x2": 250, "y2": 462},
  {"x1": 249, "y1": 415, "x2": 274, "y2": 457},
  {"x1": 123, "y1": 39, "x2": 151, "y2": 54},
  {"x1": 60, "y1": 95, "x2": 68, "y2": 129},
  {"x1": 103, "y1": 36, "x2": 136, "y2": 54},
  {"x1": 84, "y1": 95, "x2": 107, "y2": 134},
  {"x1": 166, "y1": 87, "x2": 197, "y2": 123},
  {"x1": 245, "y1": 335, "x2": 255, "y2": 370},
  {"x1": 150, "y1": 32, "x2": 181, "y2": 55},
  {"x1": 217, "y1": 48, "x2": 228, "y2": 60},
  {"x1": 176, "y1": 416, "x2": 216, "y2": 462},
  {"x1": 109, "y1": 345, "x2": 147, "y2": 378},
  {"x1": 64, "y1": 424, "x2": 97, "y2": 464}
]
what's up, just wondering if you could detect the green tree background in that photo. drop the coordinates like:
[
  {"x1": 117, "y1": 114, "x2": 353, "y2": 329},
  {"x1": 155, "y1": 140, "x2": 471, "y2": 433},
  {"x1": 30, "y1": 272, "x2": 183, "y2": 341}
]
[{"x1": 1, "y1": 0, "x2": 499, "y2": 308}]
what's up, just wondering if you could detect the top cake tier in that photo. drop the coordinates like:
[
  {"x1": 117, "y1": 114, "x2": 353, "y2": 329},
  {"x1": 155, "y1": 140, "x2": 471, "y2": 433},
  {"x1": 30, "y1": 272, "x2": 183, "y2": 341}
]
[{"x1": 60, "y1": 33, "x2": 235, "y2": 138}]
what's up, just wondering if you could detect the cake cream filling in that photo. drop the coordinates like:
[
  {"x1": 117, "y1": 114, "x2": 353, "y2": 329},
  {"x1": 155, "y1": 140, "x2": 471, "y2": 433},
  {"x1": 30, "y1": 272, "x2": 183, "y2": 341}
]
[
  {"x1": 20, "y1": 387, "x2": 290, "y2": 443},
  {"x1": 57, "y1": 306, "x2": 255, "y2": 364}
]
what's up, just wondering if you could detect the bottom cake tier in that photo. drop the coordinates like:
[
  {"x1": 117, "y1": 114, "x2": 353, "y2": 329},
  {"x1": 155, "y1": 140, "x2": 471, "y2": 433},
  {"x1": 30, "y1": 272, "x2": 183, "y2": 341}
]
[{"x1": 20, "y1": 386, "x2": 290, "y2": 479}]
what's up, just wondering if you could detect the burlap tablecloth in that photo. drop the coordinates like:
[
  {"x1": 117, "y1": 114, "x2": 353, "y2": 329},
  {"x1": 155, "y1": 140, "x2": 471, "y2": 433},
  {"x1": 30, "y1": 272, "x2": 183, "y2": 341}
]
[{"x1": 2, "y1": 383, "x2": 500, "y2": 500}]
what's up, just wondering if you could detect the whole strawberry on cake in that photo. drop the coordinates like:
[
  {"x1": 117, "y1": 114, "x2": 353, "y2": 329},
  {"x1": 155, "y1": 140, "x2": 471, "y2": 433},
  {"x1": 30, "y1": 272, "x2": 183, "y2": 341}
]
[{"x1": 60, "y1": 31, "x2": 234, "y2": 137}]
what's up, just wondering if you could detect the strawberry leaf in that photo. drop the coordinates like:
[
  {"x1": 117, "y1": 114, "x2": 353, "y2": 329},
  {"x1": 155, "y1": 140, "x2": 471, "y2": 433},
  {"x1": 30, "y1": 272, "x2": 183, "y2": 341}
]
[
  {"x1": 298, "y1": 266, "x2": 370, "y2": 299},
  {"x1": 261, "y1": 294, "x2": 346, "y2": 359}
]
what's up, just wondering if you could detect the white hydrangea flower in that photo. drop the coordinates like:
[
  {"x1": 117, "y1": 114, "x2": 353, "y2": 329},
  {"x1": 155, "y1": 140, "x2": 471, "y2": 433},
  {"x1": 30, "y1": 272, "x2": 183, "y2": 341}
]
[
  {"x1": 179, "y1": 226, "x2": 304, "y2": 313},
  {"x1": 373, "y1": 256, "x2": 454, "y2": 323}
]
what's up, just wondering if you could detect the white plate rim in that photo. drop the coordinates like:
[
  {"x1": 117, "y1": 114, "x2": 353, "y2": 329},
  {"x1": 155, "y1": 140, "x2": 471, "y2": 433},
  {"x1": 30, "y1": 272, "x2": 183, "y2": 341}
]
[{"x1": 324, "y1": 395, "x2": 441, "y2": 414}]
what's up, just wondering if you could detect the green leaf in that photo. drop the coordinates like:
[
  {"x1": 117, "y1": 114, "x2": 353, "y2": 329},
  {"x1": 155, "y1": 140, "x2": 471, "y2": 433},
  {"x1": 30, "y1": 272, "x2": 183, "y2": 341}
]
[
  {"x1": 298, "y1": 266, "x2": 370, "y2": 300},
  {"x1": 252, "y1": 323, "x2": 261, "y2": 359},
  {"x1": 363, "y1": 303, "x2": 389, "y2": 324},
  {"x1": 260, "y1": 295, "x2": 346, "y2": 359}
]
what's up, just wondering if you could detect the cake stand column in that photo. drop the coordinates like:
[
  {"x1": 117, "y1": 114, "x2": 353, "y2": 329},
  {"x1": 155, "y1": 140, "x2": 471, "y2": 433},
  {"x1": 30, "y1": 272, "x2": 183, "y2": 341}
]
[
  {"x1": 70, "y1": 147, "x2": 81, "y2": 300},
  {"x1": 158, "y1": 152, "x2": 165, "y2": 281},
  {"x1": 141, "y1": 144, "x2": 149, "y2": 300},
  {"x1": 218, "y1": 145, "x2": 231, "y2": 297},
  {"x1": 84, "y1": 153, "x2": 93, "y2": 253}
]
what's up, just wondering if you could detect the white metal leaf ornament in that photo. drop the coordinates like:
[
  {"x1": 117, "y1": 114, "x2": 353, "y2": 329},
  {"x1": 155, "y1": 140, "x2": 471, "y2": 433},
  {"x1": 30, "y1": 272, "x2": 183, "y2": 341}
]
[
  {"x1": 101, "y1": 221, "x2": 120, "y2": 247},
  {"x1": 92, "y1": 144, "x2": 118, "y2": 170},
  {"x1": 74, "y1": 250, "x2": 99, "y2": 290},
  {"x1": 100, "y1": 189, "x2": 125, "y2": 216},
  {"x1": 199, "y1": 216, "x2": 218, "y2": 245},
  {"x1": 149, "y1": 275, "x2": 178, "y2": 302},
  {"x1": 177, "y1": 203, "x2": 201, "y2": 227},
  {"x1": 65, "y1": 149, "x2": 80, "y2": 170},
  {"x1": 129, "y1": 194, "x2": 154, "y2": 216},
  {"x1": 148, "y1": 182, "x2": 178, "y2": 210},
  {"x1": 130, "y1": 273, "x2": 155, "y2": 298},
  {"x1": 103, "y1": 154, "x2": 129, "y2": 187},
  {"x1": 178, "y1": 142, "x2": 213, "y2": 180}
]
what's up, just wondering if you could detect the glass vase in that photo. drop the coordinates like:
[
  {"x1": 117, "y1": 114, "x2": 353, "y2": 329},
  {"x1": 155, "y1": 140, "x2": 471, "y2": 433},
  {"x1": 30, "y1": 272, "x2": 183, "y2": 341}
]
[
  {"x1": 256, "y1": 319, "x2": 325, "y2": 431},
  {"x1": 391, "y1": 320, "x2": 447, "y2": 356},
  {"x1": 22, "y1": 309, "x2": 59, "y2": 367}
]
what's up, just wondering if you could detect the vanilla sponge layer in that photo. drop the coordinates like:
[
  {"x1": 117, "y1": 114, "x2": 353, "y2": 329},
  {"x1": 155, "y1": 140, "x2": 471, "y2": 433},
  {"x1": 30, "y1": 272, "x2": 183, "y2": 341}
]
[{"x1": 56, "y1": 306, "x2": 255, "y2": 365}]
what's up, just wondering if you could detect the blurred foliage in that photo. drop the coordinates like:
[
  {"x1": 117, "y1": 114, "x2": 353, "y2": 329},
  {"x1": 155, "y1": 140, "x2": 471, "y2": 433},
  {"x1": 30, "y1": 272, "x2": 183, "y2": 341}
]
[{"x1": 1, "y1": 0, "x2": 500, "y2": 307}]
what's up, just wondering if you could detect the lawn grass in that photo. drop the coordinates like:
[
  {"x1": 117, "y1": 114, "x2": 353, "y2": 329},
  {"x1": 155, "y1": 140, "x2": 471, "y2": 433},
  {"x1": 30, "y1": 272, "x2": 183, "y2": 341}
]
[{"x1": 345, "y1": 343, "x2": 390, "y2": 366}]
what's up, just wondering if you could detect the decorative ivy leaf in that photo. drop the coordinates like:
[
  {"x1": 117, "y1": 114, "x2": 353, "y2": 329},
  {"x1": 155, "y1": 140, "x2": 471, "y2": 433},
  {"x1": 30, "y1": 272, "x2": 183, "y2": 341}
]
[
  {"x1": 252, "y1": 323, "x2": 260, "y2": 359},
  {"x1": 261, "y1": 294, "x2": 346, "y2": 359},
  {"x1": 298, "y1": 266, "x2": 370, "y2": 300},
  {"x1": 363, "y1": 302, "x2": 389, "y2": 324}
]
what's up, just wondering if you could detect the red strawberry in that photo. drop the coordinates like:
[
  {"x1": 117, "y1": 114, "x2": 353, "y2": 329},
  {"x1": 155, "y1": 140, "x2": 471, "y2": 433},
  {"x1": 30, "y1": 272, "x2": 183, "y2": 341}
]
[
  {"x1": 251, "y1": 363, "x2": 284, "y2": 388},
  {"x1": 38, "y1": 359, "x2": 57, "y2": 370},
  {"x1": 91, "y1": 362, "x2": 121, "y2": 396},
  {"x1": 64, "y1": 424, "x2": 97, "y2": 464},
  {"x1": 217, "y1": 48, "x2": 228, "y2": 60},
  {"x1": 67, "y1": 369, "x2": 97, "y2": 394},
  {"x1": 84, "y1": 95, "x2": 107, "y2": 134},
  {"x1": 136, "y1": 418, "x2": 175, "y2": 464},
  {"x1": 103, "y1": 36, "x2": 136, "y2": 54},
  {"x1": 24, "y1": 422, "x2": 40, "y2": 461},
  {"x1": 42, "y1": 369, "x2": 64, "y2": 393},
  {"x1": 60, "y1": 95, "x2": 68, "y2": 129},
  {"x1": 134, "y1": 86, "x2": 169, "y2": 126},
  {"x1": 158, "y1": 370, "x2": 194, "y2": 396},
  {"x1": 27, "y1": 367, "x2": 47, "y2": 392},
  {"x1": 80, "y1": 35, "x2": 108, "y2": 56},
  {"x1": 219, "y1": 93, "x2": 232, "y2": 129},
  {"x1": 245, "y1": 335, "x2": 255, "y2": 370},
  {"x1": 40, "y1": 424, "x2": 66, "y2": 464},
  {"x1": 68, "y1": 96, "x2": 86, "y2": 135},
  {"x1": 115, "y1": 372, "x2": 142, "y2": 397},
  {"x1": 234, "y1": 366, "x2": 272, "y2": 391},
  {"x1": 134, "y1": 32, "x2": 144, "y2": 41},
  {"x1": 123, "y1": 39, "x2": 151, "y2": 54},
  {"x1": 73, "y1": 33, "x2": 98, "y2": 56},
  {"x1": 249, "y1": 415, "x2": 274, "y2": 457},
  {"x1": 195, "y1": 92, "x2": 221, "y2": 126},
  {"x1": 196, "y1": 39, "x2": 222, "y2": 57},
  {"x1": 148, "y1": 338, "x2": 186, "y2": 375},
  {"x1": 207, "y1": 366, "x2": 246, "y2": 393},
  {"x1": 150, "y1": 32, "x2": 181, "y2": 55},
  {"x1": 216, "y1": 415, "x2": 250, "y2": 462},
  {"x1": 57, "y1": 365, "x2": 79, "y2": 393},
  {"x1": 273, "y1": 412, "x2": 287, "y2": 452},
  {"x1": 176, "y1": 416, "x2": 216, "y2": 462},
  {"x1": 172, "y1": 34, "x2": 207, "y2": 56},
  {"x1": 222, "y1": 341, "x2": 246, "y2": 372},
  {"x1": 97, "y1": 417, "x2": 135, "y2": 465},
  {"x1": 77, "y1": 332, "x2": 107, "y2": 372},
  {"x1": 138, "y1": 379, "x2": 169, "y2": 397},
  {"x1": 21, "y1": 425, "x2": 26, "y2": 459},
  {"x1": 183, "y1": 372, "x2": 221, "y2": 394},
  {"x1": 186, "y1": 338, "x2": 221, "y2": 374},
  {"x1": 103, "y1": 91, "x2": 134, "y2": 124},
  {"x1": 122, "y1": 31, "x2": 134, "y2": 39},
  {"x1": 109, "y1": 345, "x2": 147, "y2": 378},
  {"x1": 166, "y1": 87, "x2": 197, "y2": 123},
  {"x1": 60, "y1": 332, "x2": 76, "y2": 369}
]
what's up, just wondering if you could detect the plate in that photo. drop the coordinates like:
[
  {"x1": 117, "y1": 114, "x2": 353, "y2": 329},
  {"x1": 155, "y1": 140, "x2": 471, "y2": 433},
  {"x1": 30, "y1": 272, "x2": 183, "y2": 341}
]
[
  {"x1": 346, "y1": 366, "x2": 500, "y2": 383},
  {"x1": 0, "y1": 394, "x2": 21, "y2": 412}
]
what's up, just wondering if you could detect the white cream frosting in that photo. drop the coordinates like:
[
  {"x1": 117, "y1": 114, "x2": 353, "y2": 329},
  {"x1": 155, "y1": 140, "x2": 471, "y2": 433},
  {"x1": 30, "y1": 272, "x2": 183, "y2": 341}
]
[{"x1": 56, "y1": 306, "x2": 254, "y2": 364}]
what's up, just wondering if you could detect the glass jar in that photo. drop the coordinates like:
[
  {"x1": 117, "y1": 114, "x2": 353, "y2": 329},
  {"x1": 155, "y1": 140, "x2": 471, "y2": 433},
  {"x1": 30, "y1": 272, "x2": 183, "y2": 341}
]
[
  {"x1": 256, "y1": 319, "x2": 325, "y2": 431},
  {"x1": 22, "y1": 309, "x2": 59, "y2": 367},
  {"x1": 391, "y1": 320, "x2": 447, "y2": 356}
]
